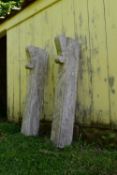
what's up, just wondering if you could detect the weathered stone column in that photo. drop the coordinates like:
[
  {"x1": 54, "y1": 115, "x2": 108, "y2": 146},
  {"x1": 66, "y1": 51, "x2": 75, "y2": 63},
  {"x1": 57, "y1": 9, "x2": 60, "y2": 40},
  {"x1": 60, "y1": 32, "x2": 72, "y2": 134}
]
[
  {"x1": 21, "y1": 46, "x2": 48, "y2": 136},
  {"x1": 51, "y1": 35, "x2": 80, "y2": 148}
]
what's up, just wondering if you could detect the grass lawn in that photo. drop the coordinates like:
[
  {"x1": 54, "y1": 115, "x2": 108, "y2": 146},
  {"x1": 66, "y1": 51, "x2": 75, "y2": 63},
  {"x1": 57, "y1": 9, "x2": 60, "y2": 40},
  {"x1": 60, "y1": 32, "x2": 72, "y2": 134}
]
[{"x1": 0, "y1": 122, "x2": 117, "y2": 175}]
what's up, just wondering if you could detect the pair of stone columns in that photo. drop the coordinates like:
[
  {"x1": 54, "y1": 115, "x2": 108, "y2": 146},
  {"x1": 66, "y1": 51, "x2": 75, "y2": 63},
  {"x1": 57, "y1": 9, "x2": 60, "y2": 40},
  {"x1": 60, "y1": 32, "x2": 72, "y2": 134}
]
[{"x1": 21, "y1": 35, "x2": 80, "y2": 148}]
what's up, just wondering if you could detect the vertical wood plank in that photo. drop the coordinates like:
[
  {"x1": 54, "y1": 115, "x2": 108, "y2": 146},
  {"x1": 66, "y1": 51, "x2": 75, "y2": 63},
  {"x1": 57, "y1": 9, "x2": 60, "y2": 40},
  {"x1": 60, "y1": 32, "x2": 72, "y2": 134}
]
[
  {"x1": 104, "y1": 0, "x2": 117, "y2": 126},
  {"x1": 88, "y1": 0, "x2": 110, "y2": 125},
  {"x1": 7, "y1": 30, "x2": 14, "y2": 120},
  {"x1": 73, "y1": 0, "x2": 92, "y2": 125},
  {"x1": 13, "y1": 26, "x2": 20, "y2": 121},
  {"x1": 61, "y1": 0, "x2": 75, "y2": 37},
  {"x1": 7, "y1": 27, "x2": 20, "y2": 121}
]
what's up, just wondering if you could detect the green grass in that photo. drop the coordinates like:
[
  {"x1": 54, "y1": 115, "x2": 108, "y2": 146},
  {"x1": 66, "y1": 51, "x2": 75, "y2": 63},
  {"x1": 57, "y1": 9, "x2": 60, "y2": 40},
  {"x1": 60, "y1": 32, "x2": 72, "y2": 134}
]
[{"x1": 0, "y1": 122, "x2": 117, "y2": 175}]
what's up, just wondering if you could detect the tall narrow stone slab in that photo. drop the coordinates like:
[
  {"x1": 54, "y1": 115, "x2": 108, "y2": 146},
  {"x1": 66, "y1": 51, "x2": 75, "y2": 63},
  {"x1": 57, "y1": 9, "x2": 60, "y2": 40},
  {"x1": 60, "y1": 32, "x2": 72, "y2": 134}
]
[
  {"x1": 21, "y1": 46, "x2": 48, "y2": 136},
  {"x1": 51, "y1": 35, "x2": 80, "y2": 148}
]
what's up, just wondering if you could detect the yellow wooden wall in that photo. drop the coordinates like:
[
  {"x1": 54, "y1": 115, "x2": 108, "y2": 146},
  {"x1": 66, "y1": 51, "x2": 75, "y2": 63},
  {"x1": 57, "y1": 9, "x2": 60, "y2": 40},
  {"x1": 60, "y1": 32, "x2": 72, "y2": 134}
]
[{"x1": 1, "y1": 0, "x2": 117, "y2": 128}]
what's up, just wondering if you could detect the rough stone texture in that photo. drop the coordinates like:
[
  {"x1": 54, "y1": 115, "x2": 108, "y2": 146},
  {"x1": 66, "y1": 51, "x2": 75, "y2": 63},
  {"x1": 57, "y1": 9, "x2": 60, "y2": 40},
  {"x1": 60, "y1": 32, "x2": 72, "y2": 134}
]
[
  {"x1": 21, "y1": 46, "x2": 48, "y2": 136},
  {"x1": 51, "y1": 35, "x2": 80, "y2": 148}
]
